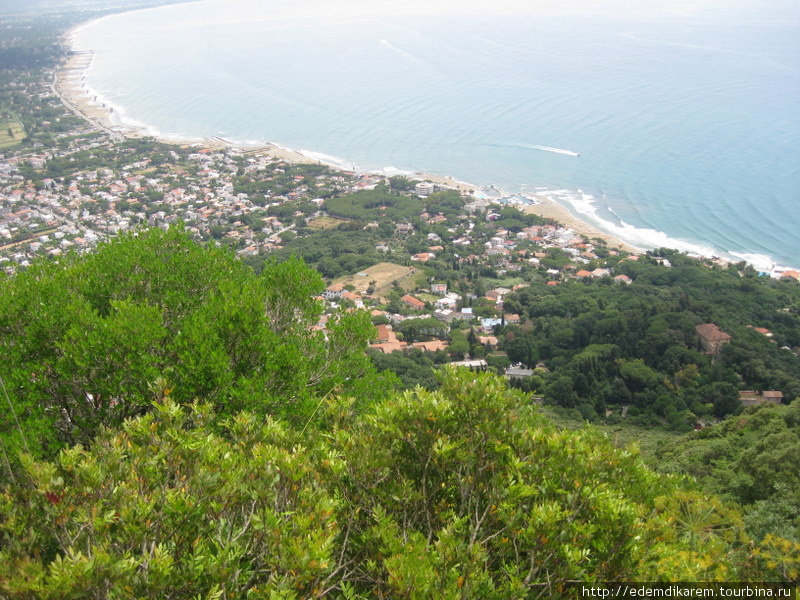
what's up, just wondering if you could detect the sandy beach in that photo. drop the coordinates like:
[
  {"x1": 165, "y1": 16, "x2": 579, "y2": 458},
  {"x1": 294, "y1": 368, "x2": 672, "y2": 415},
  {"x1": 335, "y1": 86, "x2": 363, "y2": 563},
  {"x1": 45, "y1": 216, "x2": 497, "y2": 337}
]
[
  {"x1": 414, "y1": 173, "x2": 640, "y2": 253},
  {"x1": 55, "y1": 26, "x2": 641, "y2": 255},
  {"x1": 521, "y1": 198, "x2": 640, "y2": 253}
]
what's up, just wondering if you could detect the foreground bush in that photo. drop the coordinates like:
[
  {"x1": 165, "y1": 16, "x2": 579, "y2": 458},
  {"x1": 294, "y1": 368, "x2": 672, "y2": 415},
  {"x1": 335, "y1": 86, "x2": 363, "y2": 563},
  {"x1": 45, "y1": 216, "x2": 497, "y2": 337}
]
[{"x1": 2, "y1": 370, "x2": 795, "y2": 598}]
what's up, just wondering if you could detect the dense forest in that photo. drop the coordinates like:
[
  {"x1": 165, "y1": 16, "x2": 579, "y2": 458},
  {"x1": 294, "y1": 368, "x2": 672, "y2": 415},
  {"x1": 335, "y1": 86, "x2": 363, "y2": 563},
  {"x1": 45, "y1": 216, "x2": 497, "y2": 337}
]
[
  {"x1": 497, "y1": 251, "x2": 800, "y2": 427},
  {"x1": 325, "y1": 185, "x2": 425, "y2": 221}
]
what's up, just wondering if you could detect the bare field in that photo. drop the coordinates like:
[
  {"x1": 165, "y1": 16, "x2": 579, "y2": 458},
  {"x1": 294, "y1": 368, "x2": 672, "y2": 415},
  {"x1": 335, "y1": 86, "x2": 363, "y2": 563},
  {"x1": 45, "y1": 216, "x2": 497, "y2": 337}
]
[
  {"x1": 333, "y1": 262, "x2": 416, "y2": 296},
  {"x1": 307, "y1": 216, "x2": 347, "y2": 230},
  {"x1": 0, "y1": 121, "x2": 25, "y2": 148}
]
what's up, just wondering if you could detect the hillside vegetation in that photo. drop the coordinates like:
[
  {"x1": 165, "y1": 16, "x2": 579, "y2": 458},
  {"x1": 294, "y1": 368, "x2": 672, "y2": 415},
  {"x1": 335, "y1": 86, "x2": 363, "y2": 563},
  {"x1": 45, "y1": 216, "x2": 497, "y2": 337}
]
[
  {"x1": 3, "y1": 370, "x2": 798, "y2": 598},
  {"x1": 1, "y1": 228, "x2": 798, "y2": 598},
  {"x1": 0, "y1": 227, "x2": 393, "y2": 460},
  {"x1": 656, "y1": 400, "x2": 800, "y2": 543},
  {"x1": 501, "y1": 252, "x2": 800, "y2": 427}
]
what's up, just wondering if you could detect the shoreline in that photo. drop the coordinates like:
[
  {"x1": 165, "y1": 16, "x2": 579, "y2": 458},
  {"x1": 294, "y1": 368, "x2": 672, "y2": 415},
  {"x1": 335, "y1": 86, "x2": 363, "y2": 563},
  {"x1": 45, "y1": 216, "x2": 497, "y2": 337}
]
[
  {"x1": 520, "y1": 198, "x2": 640, "y2": 254},
  {"x1": 55, "y1": 13, "x2": 799, "y2": 274},
  {"x1": 56, "y1": 22, "x2": 643, "y2": 256},
  {"x1": 55, "y1": 32, "x2": 323, "y2": 165}
]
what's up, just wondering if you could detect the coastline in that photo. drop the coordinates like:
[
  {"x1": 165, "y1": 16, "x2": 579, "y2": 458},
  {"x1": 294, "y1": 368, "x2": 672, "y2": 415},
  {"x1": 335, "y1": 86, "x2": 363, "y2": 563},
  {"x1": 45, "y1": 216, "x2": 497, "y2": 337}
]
[
  {"x1": 56, "y1": 21, "x2": 643, "y2": 256},
  {"x1": 55, "y1": 30, "x2": 322, "y2": 165},
  {"x1": 520, "y1": 199, "x2": 640, "y2": 254},
  {"x1": 53, "y1": 4, "x2": 800, "y2": 278}
]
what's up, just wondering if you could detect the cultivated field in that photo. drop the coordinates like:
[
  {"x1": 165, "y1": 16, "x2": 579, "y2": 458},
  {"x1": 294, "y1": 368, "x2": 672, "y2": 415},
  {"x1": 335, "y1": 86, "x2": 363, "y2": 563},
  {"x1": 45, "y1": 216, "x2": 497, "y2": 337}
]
[
  {"x1": 0, "y1": 121, "x2": 25, "y2": 148},
  {"x1": 333, "y1": 262, "x2": 416, "y2": 296}
]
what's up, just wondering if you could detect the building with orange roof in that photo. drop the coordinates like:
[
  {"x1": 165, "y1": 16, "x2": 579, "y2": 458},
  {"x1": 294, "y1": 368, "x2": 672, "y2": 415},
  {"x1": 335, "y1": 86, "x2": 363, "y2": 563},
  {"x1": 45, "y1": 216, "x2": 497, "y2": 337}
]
[
  {"x1": 369, "y1": 342, "x2": 408, "y2": 354},
  {"x1": 412, "y1": 340, "x2": 449, "y2": 352},
  {"x1": 375, "y1": 324, "x2": 399, "y2": 344},
  {"x1": 401, "y1": 295, "x2": 426, "y2": 310},
  {"x1": 478, "y1": 335, "x2": 498, "y2": 349},
  {"x1": 746, "y1": 325, "x2": 773, "y2": 338}
]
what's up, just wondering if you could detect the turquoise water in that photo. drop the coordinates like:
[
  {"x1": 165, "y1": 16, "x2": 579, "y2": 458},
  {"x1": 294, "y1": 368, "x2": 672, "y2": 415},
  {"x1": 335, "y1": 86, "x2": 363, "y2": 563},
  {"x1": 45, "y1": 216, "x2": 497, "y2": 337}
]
[{"x1": 72, "y1": 1, "x2": 800, "y2": 269}]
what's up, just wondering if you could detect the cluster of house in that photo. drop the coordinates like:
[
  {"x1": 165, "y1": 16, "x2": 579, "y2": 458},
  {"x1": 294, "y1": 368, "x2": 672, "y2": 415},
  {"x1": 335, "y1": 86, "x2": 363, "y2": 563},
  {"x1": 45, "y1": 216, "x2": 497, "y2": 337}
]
[
  {"x1": 738, "y1": 390, "x2": 783, "y2": 408},
  {"x1": 0, "y1": 62, "x2": 384, "y2": 270},
  {"x1": 0, "y1": 139, "x2": 364, "y2": 271},
  {"x1": 320, "y1": 277, "x2": 519, "y2": 360},
  {"x1": 394, "y1": 200, "x2": 641, "y2": 290},
  {"x1": 369, "y1": 323, "x2": 449, "y2": 355}
]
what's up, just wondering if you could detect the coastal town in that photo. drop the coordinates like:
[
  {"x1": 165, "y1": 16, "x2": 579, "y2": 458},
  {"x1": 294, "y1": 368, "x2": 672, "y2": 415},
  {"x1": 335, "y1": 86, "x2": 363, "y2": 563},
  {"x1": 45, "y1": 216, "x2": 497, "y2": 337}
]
[
  {"x1": 0, "y1": 92, "x2": 640, "y2": 378},
  {"x1": 0, "y1": 35, "x2": 646, "y2": 326}
]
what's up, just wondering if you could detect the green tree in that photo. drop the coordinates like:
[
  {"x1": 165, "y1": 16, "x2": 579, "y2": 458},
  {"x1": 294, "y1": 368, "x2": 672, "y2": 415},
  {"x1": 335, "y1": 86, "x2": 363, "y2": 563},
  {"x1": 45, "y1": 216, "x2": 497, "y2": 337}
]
[
  {"x1": 706, "y1": 382, "x2": 741, "y2": 418},
  {"x1": 0, "y1": 227, "x2": 391, "y2": 463},
  {"x1": 619, "y1": 359, "x2": 661, "y2": 393},
  {"x1": 448, "y1": 330, "x2": 470, "y2": 359},
  {"x1": 505, "y1": 335, "x2": 536, "y2": 367}
]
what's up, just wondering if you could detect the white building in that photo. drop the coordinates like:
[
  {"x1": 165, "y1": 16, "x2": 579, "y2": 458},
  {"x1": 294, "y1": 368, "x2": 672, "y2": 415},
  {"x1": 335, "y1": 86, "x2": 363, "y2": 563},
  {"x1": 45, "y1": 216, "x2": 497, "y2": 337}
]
[{"x1": 415, "y1": 182, "x2": 435, "y2": 197}]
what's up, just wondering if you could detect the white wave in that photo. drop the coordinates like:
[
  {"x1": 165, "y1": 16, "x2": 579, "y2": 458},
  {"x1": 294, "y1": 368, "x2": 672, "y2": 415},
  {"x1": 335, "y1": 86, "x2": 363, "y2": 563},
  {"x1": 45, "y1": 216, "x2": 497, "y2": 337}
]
[
  {"x1": 298, "y1": 148, "x2": 353, "y2": 170},
  {"x1": 375, "y1": 166, "x2": 415, "y2": 176},
  {"x1": 549, "y1": 189, "x2": 721, "y2": 256},
  {"x1": 540, "y1": 189, "x2": 800, "y2": 272},
  {"x1": 729, "y1": 254, "x2": 800, "y2": 277},
  {"x1": 521, "y1": 144, "x2": 580, "y2": 157},
  {"x1": 727, "y1": 252, "x2": 790, "y2": 274},
  {"x1": 727, "y1": 252, "x2": 771, "y2": 269},
  {"x1": 80, "y1": 83, "x2": 203, "y2": 142}
]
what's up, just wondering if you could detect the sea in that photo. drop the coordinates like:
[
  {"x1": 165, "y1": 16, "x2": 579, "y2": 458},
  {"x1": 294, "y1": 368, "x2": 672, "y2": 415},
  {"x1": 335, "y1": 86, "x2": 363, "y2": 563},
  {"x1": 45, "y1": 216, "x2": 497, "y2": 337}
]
[{"x1": 70, "y1": 0, "x2": 800, "y2": 271}]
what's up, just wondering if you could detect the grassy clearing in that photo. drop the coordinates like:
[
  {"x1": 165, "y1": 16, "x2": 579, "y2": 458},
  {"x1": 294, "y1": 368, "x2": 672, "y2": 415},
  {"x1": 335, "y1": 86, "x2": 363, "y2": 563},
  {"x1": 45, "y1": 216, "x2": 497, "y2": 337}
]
[
  {"x1": 416, "y1": 293, "x2": 438, "y2": 303},
  {"x1": 541, "y1": 406, "x2": 681, "y2": 464},
  {"x1": 333, "y1": 262, "x2": 416, "y2": 295},
  {"x1": 0, "y1": 121, "x2": 26, "y2": 148},
  {"x1": 392, "y1": 270, "x2": 430, "y2": 295},
  {"x1": 307, "y1": 216, "x2": 348, "y2": 230},
  {"x1": 487, "y1": 276, "x2": 526, "y2": 289}
]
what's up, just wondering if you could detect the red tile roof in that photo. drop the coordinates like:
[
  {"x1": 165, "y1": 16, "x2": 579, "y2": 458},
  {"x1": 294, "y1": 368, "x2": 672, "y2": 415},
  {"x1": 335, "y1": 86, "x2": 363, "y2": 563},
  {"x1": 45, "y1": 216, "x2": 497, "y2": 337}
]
[
  {"x1": 412, "y1": 340, "x2": 448, "y2": 352},
  {"x1": 696, "y1": 323, "x2": 731, "y2": 342},
  {"x1": 401, "y1": 295, "x2": 425, "y2": 310}
]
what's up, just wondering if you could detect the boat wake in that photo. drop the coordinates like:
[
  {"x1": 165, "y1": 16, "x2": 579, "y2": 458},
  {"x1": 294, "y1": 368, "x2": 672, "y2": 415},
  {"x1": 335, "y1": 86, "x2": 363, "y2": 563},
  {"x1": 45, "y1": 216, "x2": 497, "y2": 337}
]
[{"x1": 522, "y1": 143, "x2": 580, "y2": 157}]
